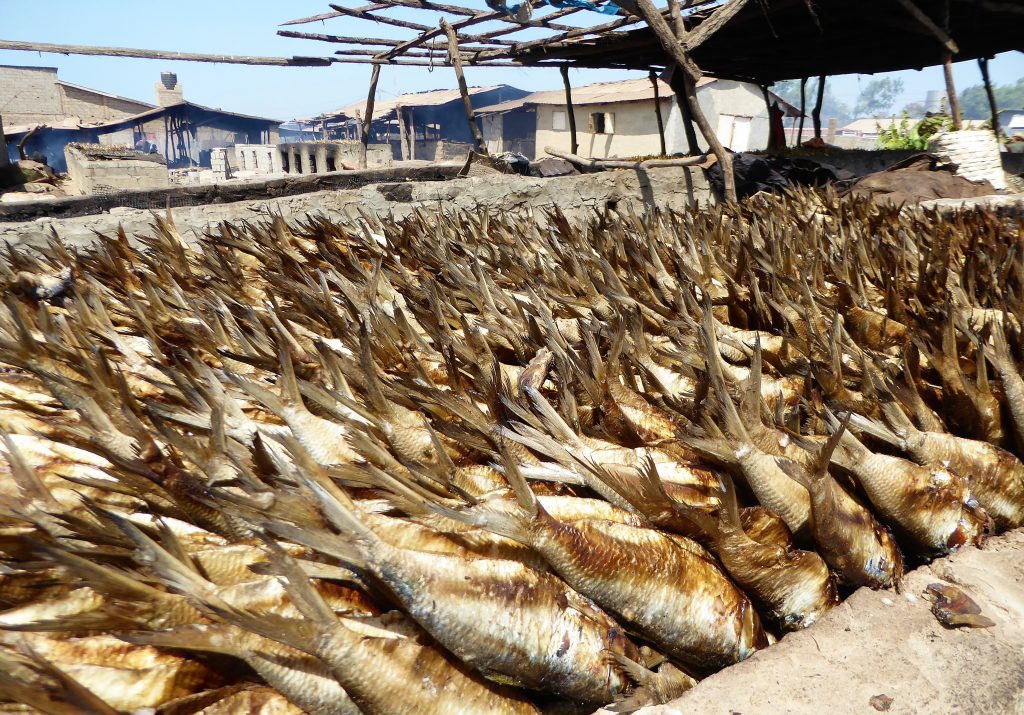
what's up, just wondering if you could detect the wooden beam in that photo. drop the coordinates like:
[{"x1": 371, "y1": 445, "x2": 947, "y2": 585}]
[
  {"x1": 812, "y1": 75, "x2": 825, "y2": 139},
  {"x1": 978, "y1": 57, "x2": 1002, "y2": 138},
  {"x1": 684, "y1": 0, "x2": 752, "y2": 51},
  {"x1": 892, "y1": 0, "x2": 959, "y2": 53},
  {"x1": 442, "y1": 19, "x2": 486, "y2": 154},
  {"x1": 560, "y1": 66, "x2": 579, "y2": 156},
  {"x1": 545, "y1": 145, "x2": 708, "y2": 169},
  {"x1": 359, "y1": 64, "x2": 382, "y2": 169},
  {"x1": 0, "y1": 39, "x2": 334, "y2": 66},
  {"x1": 650, "y1": 70, "x2": 667, "y2": 156}
]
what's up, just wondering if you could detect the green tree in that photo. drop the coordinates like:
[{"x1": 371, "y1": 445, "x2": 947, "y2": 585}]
[
  {"x1": 772, "y1": 78, "x2": 852, "y2": 124},
  {"x1": 854, "y1": 78, "x2": 905, "y2": 117},
  {"x1": 958, "y1": 77, "x2": 1024, "y2": 120}
]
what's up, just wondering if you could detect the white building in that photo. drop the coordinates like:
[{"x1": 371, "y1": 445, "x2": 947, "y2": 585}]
[{"x1": 478, "y1": 76, "x2": 797, "y2": 159}]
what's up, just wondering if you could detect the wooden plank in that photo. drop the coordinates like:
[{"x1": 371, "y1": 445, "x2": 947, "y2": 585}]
[
  {"x1": 442, "y1": 19, "x2": 486, "y2": 154},
  {"x1": 684, "y1": 0, "x2": 752, "y2": 51},
  {"x1": 544, "y1": 145, "x2": 708, "y2": 169},
  {"x1": 0, "y1": 39, "x2": 334, "y2": 66}
]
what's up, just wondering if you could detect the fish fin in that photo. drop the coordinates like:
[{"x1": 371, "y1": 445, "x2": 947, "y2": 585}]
[
  {"x1": 253, "y1": 534, "x2": 338, "y2": 625},
  {"x1": 520, "y1": 383, "x2": 582, "y2": 447},
  {"x1": 259, "y1": 519, "x2": 368, "y2": 573},
  {"x1": 775, "y1": 456, "x2": 814, "y2": 490},
  {"x1": 275, "y1": 337, "x2": 303, "y2": 408},
  {"x1": 120, "y1": 623, "x2": 245, "y2": 657}
]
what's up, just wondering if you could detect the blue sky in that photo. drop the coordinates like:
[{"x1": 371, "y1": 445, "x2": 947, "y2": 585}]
[{"x1": 2, "y1": 1, "x2": 1022, "y2": 121}]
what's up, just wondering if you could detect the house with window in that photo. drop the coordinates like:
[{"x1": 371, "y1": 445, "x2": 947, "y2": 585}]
[{"x1": 477, "y1": 76, "x2": 798, "y2": 160}]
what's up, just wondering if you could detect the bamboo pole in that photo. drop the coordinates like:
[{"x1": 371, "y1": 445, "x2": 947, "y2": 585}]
[
  {"x1": 978, "y1": 57, "x2": 1001, "y2": 138},
  {"x1": 0, "y1": 39, "x2": 333, "y2": 66},
  {"x1": 359, "y1": 64, "x2": 381, "y2": 169},
  {"x1": 560, "y1": 66, "x2": 579, "y2": 155},
  {"x1": 650, "y1": 70, "x2": 667, "y2": 156},
  {"x1": 812, "y1": 75, "x2": 826, "y2": 139},
  {"x1": 441, "y1": 19, "x2": 486, "y2": 154}
]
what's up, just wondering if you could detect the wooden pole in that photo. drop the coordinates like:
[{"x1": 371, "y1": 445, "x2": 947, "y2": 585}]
[
  {"x1": 667, "y1": 67, "x2": 702, "y2": 157},
  {"x1": 397, "y1": 106, "x2": 409, "y2": 161},
  {"x1": 0, "y1": 39, "x2": 333, "y2": 66},
  {"x1": 650, "y1": 70, "x2": 667, "y2": 156},
  {"x1": 359, "y1": 64, "x2": 381, "y2": 169},
  {"x1": 797, "y1": 77, "x2": 807, "y2": 146},
  {"x1": 629, "y1": 0, "x2": 736, "y2": 202},
  {"x1": 942, "y1": 0, "x2": 962, "y2": 130},
  {"x1": 441, "y1": 19, "x2": 486, "y2": 154},
  {"x1": 944, "y1": 56, "x2": 963, "y2": 130},
  {"x1": 812, "y1": 75, "x2": 826, "y2": 139},
  {"x1": 408, "y1": 110, "x2": 416, "y2": 161},
  {"x1": 560, "y1": 66, "x2": 579, "y2": 155},
  {"x1": 978, "y1": 57, "x2": 1001, "y2": 138}
]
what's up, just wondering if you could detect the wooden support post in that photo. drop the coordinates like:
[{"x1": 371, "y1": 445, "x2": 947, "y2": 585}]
[
  {"x1": 942, "y1": 0, "x2": 962, "y2": 130},
  {"x1": 650, "y1": 70, "x2": 667, "y2": 156},
  {"x1": 359, "y1": 63, "x2": 381, "y2": 169},
  {"x1": 944, "y1": 56, "x2": 962, "y2": 130},
  {"x1": 408, "y1": 110, "x2": 416, "y2": 160},
  {"x1": 397, "y1": 105, "x2": 409, "y2": 161},
  {"x1": 797, "y1": 77, "x2": 807, "y2": 146},
  {"x1": 979, "y1": 57, "x2": 1001, "y2": 138},
  {"x1": 629, "y1": 0, "x2": 736, "y2": 202},
  {"x1": 561, "y1": 66, "x2": 579, "y2": 155},
  {"x1": 667, "y1": 67, "x2": 702, "y2": 157},
  {"x1": 812, "y1": 75, "x2": 826, "y2": 139},
  {"x1": 441, "y1": 19, "x2": 486, "y2": 154}
]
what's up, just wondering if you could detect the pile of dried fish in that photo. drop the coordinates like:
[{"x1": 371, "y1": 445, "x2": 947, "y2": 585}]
[{"x1": 0, "y1": 190, "x2": 1021, "y2": 714}]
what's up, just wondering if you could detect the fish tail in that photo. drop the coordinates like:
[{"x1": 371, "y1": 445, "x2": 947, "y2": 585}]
[
  {"x1": 121, "y1": 624, "x2": 242, "y2": 657},
  {"x1": 847, "y1": 410, "x2": 907, "y2": 449},
  {"x1": 498, "y1": 447, "x2": 540, "y2": 519},
  {"x1": 358, "y1": 322, "x2": 392, "y2": 416},
  {"x1": 283, "y1": 437, "x2": 377, "y2": 546},
  {"x1": 230, "y1": 374, "x2": 285, "y2": 416},
  {"x1": 275, "y1": 338, "x2": 303, "y2": 408},
  {"x1": 699, "y1": 300, "x2": 750, "y2": 440},
  {"x1": 678, "y1": 435, "x2": 738, "y2": 466},
  {"x1": 255, "y1": 535, "x2": 339, "y2": 625},
  {"x1": 738, "y1": 332, "x2": 765, "y2": 427}
]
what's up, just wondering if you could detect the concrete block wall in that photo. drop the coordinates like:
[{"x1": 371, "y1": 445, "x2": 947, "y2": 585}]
[
  {"x1": 278, "y1": 141, "x2": 392, "y2": 174},
  {"x1": 65, "y1": 146, "x2": 169, "y2": 196},
  {"x1": 0, "y1": 66, "x2": 64, "y2": 125},
  {"x1": 929, "y1": 129, "x2": 1006, "y2": 191},
  {"x1": 235, "y1": 144, "x2": 282, "y2": 175}
]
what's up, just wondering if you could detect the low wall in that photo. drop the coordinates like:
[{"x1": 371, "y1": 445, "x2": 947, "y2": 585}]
[
  {"x1": 65, "y1": 145, "x2": 169, "y2": 196},
  {"x1": 0, "y1": 166, "x2": 711, "y2": 252},
  {"x1": 782, "y1": 148, "x2": 1024, "y2": 179},
  {"x1": 0, "y1": 164, "x2": 460, "y2": 223}
]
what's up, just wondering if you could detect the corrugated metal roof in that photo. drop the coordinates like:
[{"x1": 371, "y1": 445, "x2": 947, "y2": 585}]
[
  {"x1": 311, "y1": 85, "x2": 509, "y2": 122},
  {"x1": 476, "y1": 77, "x2": 716, "y2": 114}
]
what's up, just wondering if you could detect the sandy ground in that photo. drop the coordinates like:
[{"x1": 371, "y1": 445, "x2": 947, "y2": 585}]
[{"x1": 632, "y1": 528, "x2": 1024, "y2": 715}]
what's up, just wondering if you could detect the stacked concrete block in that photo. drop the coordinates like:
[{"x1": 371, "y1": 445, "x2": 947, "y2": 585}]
[
  {"x1": 929, "y1": 129, "x2": 1006, "y2": 191},
  {"x1": 210, "y1": 148, "x2": 230, "y2": 182}
]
